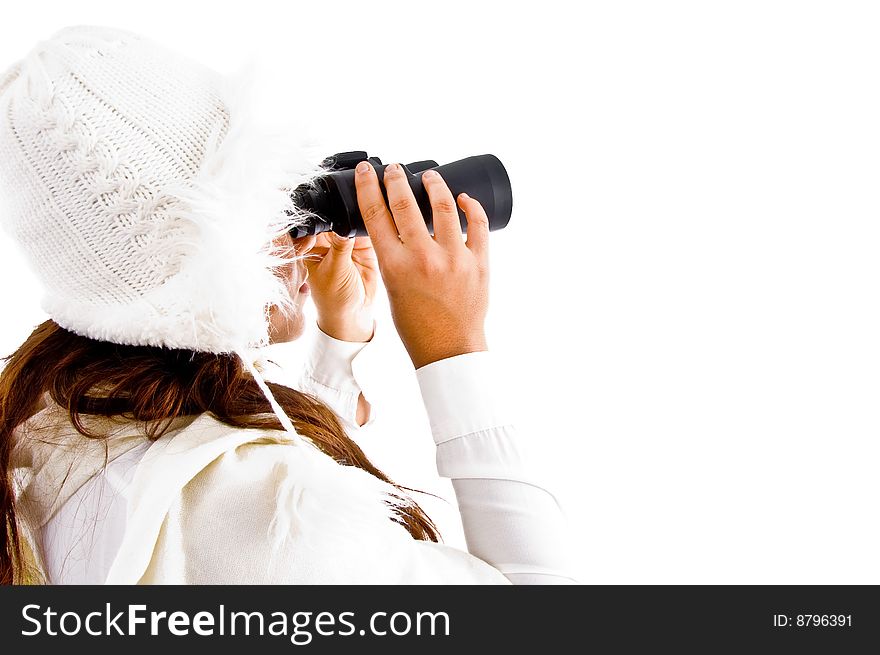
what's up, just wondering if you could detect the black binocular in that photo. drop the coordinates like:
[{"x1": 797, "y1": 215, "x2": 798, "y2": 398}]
[{"x1": 288, "y1": 151, "x2": 513, "y2": 239}]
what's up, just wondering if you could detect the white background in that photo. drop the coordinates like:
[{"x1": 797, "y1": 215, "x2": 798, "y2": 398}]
[{"x1": 1, "y1": 1, "x2": 879, "y2": 584}]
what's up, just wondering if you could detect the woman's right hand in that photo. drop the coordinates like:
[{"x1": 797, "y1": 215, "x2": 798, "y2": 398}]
[{"x1": 353, "y1": 160, "x2": 490, "y2": 369}]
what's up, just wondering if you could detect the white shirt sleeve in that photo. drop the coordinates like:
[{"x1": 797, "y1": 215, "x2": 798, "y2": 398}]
[
  {"x1": 257, "y1": 321, "x2": 377, "y2": 431},
  {"x1": 415, "y1": 351, "x2": 578, "y2": 584},
  {"x1": 257, "y1": 325, "x2": 576, "y2": 583}
]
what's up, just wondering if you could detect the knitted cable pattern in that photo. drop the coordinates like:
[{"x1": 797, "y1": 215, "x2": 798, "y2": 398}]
[
  {"x1": 0, "y1": 26, "x2": 327, "y2": 354},
  {"x1": 21, "y1": 38, "x2": 205, "y2": 296}
]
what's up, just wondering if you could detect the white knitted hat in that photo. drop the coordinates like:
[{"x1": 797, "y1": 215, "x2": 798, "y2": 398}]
[{"x1": 0, "y1": 25, "x2": 327, "y2": 434}]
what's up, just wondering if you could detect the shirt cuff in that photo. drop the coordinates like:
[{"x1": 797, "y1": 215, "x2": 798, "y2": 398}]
[
  {"x1": 415, "y1": 351, "x2": 515, "y2": 445},
  {"x1": 301, "y1": 321, "x2": 374, "y2": 395},
  {"x1": 255, "y1": 321, "x2": 378, "y2": 430},
  {"x1": 416, "y1": 351, "x2": 532, "y2": 482}
]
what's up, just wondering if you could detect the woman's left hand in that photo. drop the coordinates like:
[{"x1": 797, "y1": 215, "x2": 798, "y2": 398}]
[{"x1": 301, "y1": 232, "x2": 378, "y2": 343}]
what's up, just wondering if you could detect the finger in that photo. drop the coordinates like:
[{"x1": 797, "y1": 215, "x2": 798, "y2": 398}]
[
  {"x1": 353, "y1": 258, "x2": 380, "y2": 292},
  {"x1": 328, "y1": 231, "x2": 355, "y2": 254},
  {"x1": 383, "y1": 163, "x2": 432, "y2": 247},
  {"x1": 324, "y1": 231, "x2": 354, "y2": 252},
  {"x1": 354, "y1": 160, "x2": 400, "y2": 256},
  {"x1": 351, "y1": 235, "x2": 373, "y2": 251},
  {"x1": 312, "y1": 232, "x2": 332, "y2": 251},
  {"x1": 291, "y1": 234, "x2": 317, "y2": 257},
  {"x1": 460, "y1": 193, "x2": 490, "y2": 258},
  {"x1": 320, "y1": 231, "x2": 355, "y2": 269},
  {"x1": 301, "y1": 234, "x2": 332, "y2": 263},
  {"x1": 290, "y1": 233, "x2": 320, "y2": 271},
  {"x1": 422, "y1": 169, "x2": 464, "y2": 249}
]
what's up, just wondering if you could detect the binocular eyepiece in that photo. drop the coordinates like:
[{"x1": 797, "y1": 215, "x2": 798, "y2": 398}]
[{"x1": 289, "y1": 151, "x2": 513, "y2": 239}]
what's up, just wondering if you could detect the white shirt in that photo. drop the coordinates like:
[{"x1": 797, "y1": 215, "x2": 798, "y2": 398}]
[{"x1": 39, "y1": 321, "x2": 576, "y2": 584}]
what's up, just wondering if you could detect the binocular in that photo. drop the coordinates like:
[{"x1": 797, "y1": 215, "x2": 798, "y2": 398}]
[{"x1": 288, "y1": 151, "x2": 513, "y2": 239}]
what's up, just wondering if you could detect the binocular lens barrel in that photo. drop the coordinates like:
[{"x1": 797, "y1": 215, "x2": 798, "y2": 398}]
[{"x1": 289, "y1": 154, "x2": 512, "y2": 239}]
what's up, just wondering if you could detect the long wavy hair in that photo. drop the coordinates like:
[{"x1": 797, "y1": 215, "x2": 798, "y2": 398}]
[{"x1": 0, "y1": 319, "x2": 439, "y2": 584}]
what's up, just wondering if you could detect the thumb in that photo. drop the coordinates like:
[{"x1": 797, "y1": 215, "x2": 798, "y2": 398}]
[
  {"x1": 323, "y1": 231, "x2": 355, "y2": 268},
  {"x1": 329, "y1": 231, "x2": 355, "y2": 252}
]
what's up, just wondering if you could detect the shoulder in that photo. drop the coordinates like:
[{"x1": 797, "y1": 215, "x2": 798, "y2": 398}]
[
  {"x1": 186, "y1": 428, "x2": 405, "y2": 546},
  {"x1": 138, "y1": 418, "x2": 400, "y2": 582},
  {"x1": 147, "y1": 412, "x2": 400, "y2": 540},
  {"x1": 137, "y1": 416, "x2": 508, "y2": 584}
]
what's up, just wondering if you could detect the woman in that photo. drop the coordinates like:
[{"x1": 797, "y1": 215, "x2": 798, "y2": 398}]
[{"x1": 0, "y1": 26, "x2": 574, "y2": 584}]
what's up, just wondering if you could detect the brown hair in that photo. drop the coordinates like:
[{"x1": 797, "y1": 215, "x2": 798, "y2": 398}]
[{"x1": 0, "y1": 319, "x2": 438, "y2": 584}]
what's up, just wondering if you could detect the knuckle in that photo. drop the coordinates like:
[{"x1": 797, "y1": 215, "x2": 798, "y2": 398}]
[
  {"x1": 413, "y1": 252, "x2": 443, "y2": 276},
  {"x1": 361, "y1": 203, "x2": 386, "y2": 223},
  {"x1": 389, "y1": 196, "x2": 414, "y2": 213},
  {"x1": 470, "y1": 211, "x2": 489, "y2": 227},
  {"x1": 432, "y1": 198, "x2": 457, "y2": 214},
  {"x1": 469, "y1": 199, "x2": 488, "y2": 214},
  {"x1": 463, "y1": 250, "x2": 485, "y2": 270},
  {"x1": 381, "y1": 253, "x2": 404, "y2": 275}
]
